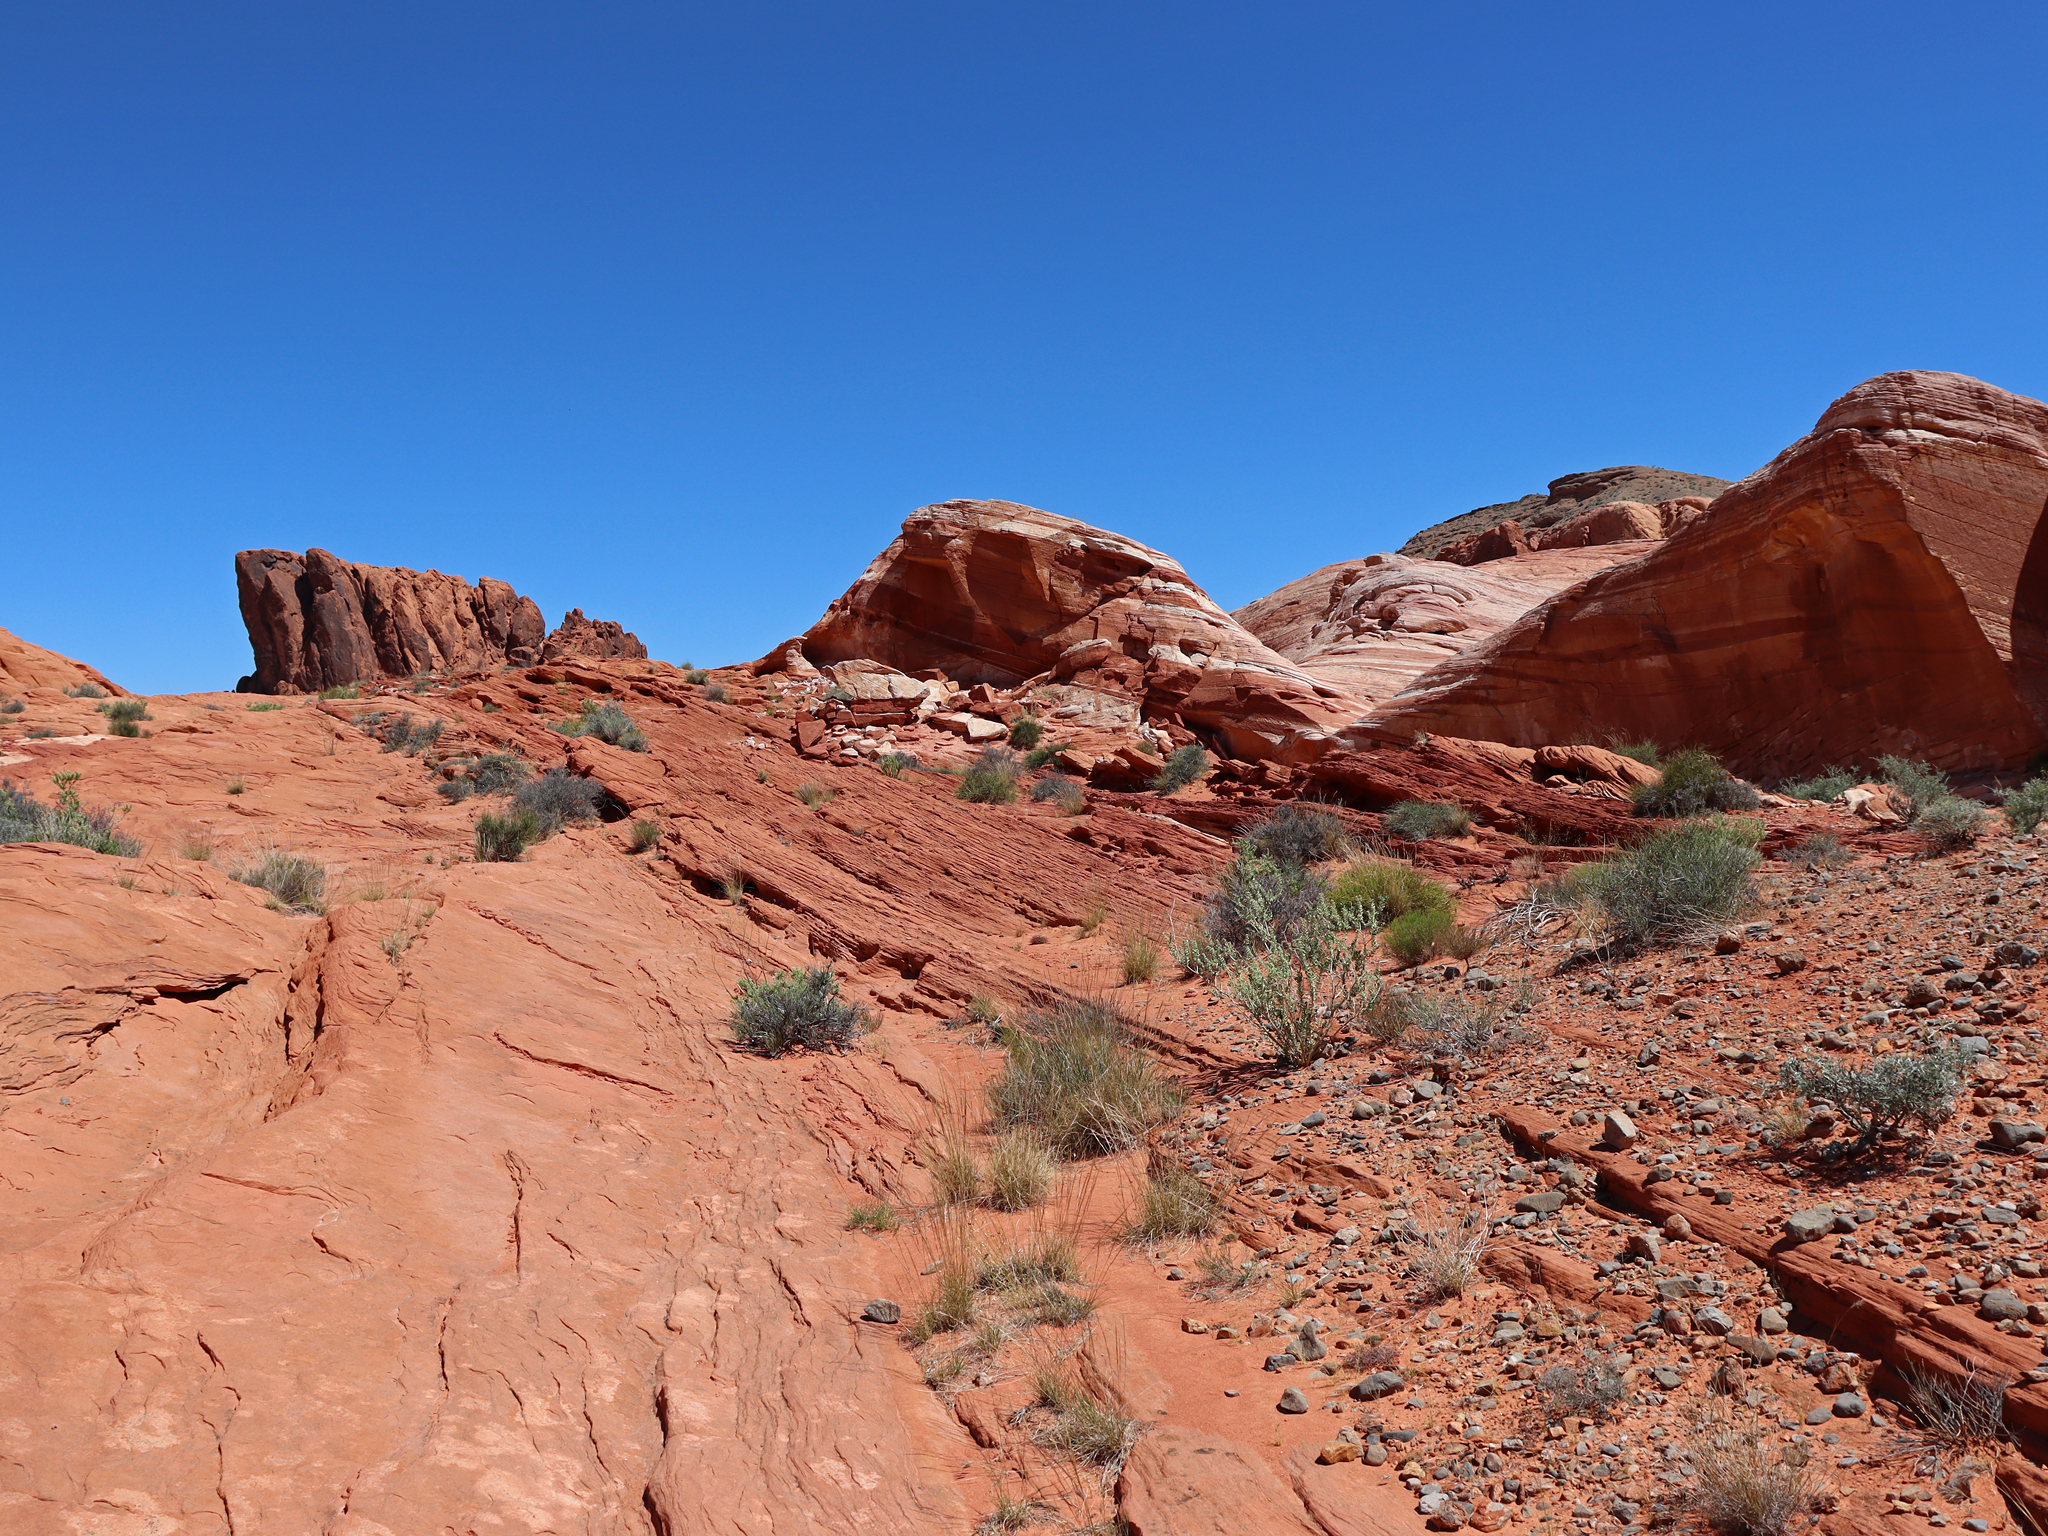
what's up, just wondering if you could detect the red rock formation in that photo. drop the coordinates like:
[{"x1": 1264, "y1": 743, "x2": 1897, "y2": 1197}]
[
  {"x1": 1361, "y1": 371, "x2": 2048, "y2": 778},
  {"x1": 1400, "y1": 464, "x2": 1733, "y2": 560},
  {"x1": 235, "y1": 549, "x2": 642, "y2": 694},
  {"x1": 756, "y1": 499, "x2": 1364, "y2": 761},
  {"x1": 1438, "y1": 496, "x2": 1708, "y2": 565},
  {"x1": 0, "y1": 625, "x2": 127, "y2": 696}
]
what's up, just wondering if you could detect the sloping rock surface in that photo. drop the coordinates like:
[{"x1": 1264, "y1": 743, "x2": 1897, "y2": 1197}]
[
  {"x1": 0, "y1": 625, "x2": 126, "y2": 696},
  {"x1": 1360, "y1": 371, "x2": 2048, "y2": 778},
  {"x1": 1399, "y1": 465, "x2": 1732, "y2": 560},
  {"x1": 760, "y1": 498, "x2": 1363, "y2": 761}
]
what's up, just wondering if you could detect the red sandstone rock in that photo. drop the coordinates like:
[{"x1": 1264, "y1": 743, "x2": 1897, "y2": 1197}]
[
  {"x1": 540, "y1": 606, "x2": 648, "y2": 664},
  {"x1": 1528, "y1": 499, "x2": 1664, "y2": 550},
  {"x1": 1362, "y1": 371, "x2": 2048, "y2": 777},
  {"x1": 0, "y1": 625, "x2": 126, "y2": 696}
]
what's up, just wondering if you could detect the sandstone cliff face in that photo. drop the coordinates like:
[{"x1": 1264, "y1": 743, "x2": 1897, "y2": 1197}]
[
  {"x1": 761, "y1": 499, "x2": 1363, "y2": 761},
  {"x1": 235, "y1": 549, "x2": 642, "y2": 693},
  {"x1": 1399, "y1": 464, "x2": 1732, "y2": 560},
  {"x1": 0, "y1": 625, "x2": 126, "y2": 697},
  {"x1": 1360, "y1": 370, "x2": 2048, "y2": 777}
]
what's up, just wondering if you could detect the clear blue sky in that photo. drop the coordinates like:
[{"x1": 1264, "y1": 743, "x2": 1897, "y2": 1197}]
[{"x1": 7, "y1": 4, "x2": 2046, "y2": 693}]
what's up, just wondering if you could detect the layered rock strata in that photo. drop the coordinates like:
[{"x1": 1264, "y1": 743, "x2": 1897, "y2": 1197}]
[{"x1": 1399, "y1": 464, "x2": 1732, "y2": 560}]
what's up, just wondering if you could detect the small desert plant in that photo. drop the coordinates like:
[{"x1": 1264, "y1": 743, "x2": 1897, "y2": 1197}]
[
  {"x1": 1127, "y1": 1154, "x2": 1221, "y2": 1241},
  {"x1": 1022, "y1": 742, "x2": 1062, "y2": 770},
  {"x1": 376, "y1": 713, "x2": 444, "y2": 756},
  {"x1": 1579, "y1": 816, "x2": 1761, "y2": 948},
  {"x1": 978, "y1": 1489, "x2": 1043, "y2": 1534},
  {"x1": 63, "y1": 683, "x2": 108, "y2": 699},
  {"x1": 1195, "y1": 1247, "x2": 1263, "y2": 1296},
  {"x1": 905, "y1": 1258, "x2": 979, "y2": 1344},
  {"x1": 101, "y1": 698, "x2": 150, "y2": 736},
  {"x1": 1008, "y1": 714, "x2": 1043, "y2": 749},
  {"x1": 1687, "y1": 1421, "x2": 1820, "y2": 1536},
  {"x1": 1223, "y1": 897, "x2": 1381, "y2": 1067},
  {"x1": 1604, "y1": 738, "x2": 1662, "y2": 767},
  {"x1": 1245, "y1": 803, "x2": 1350, "y2": 866},
  {"x1": 1024, "y1": 1285, "x2": 1095, "y2": 1328},
  {"x1": 987, "y1": 999, "x2": 1183, "y2": 1158},
  {"x1": 558, "y1": 697, "x2": 648, "y2": 751},
  {"x1": 1389, "y1": 990, "x2": 1515, "y2": 1060},
  {"x1": 317, "y1": 682, "x2": 360, "y2": 699},
  {"x1": 1539, "y1": 1345, "x2": 1631, "y2": 1422},
  {"x1": 2001, "y1": 775, "x2": 2048, "y2": 836},
  {"x1": 1169, "y1": 924, "x2": 1236, "y2": 981},
  {"x1": 879, "y1": 751, "x2": 920, "y2": 777},
  {"x1": 1632, "y1": 749, "x2": 1761, "y2": 818},
  {"x1": 925, "y1": 1126, "x2": 981, "y2": 1207},
  {"x1": 178, "y1": 832, "x2": 215, "y2": 861},
  {"x1": 966, "y1": 993, "x2": 1002, "y2": 1028},
  {"x1": 0, "y1": 773, "x2": 141, "y2": 856},
  {"x1": 1204, "y1": 845, "x2": 1328, "y2": 951},
  {"x1": 732, "y1": 966, "x2": 871, "y2": 1055},
  {"x1": 235, "y1": 850, "x2": 327, "y2": 912},
  {"x1": 1383, "y1": 799, "x2": 1474, "y2": 841},
  {"x1": 1382, "y1": 907, "x2": 1458, "y2": 964},
  {"x1": 1778, "y1": 764, "x2": 1859, "y2": 803},
  {"x1": 1879, "y1": 754, "x2": 1950, "y2": 817},
  {"x1": 846, "y1": 1201, "x2": 898, "y2": 1233},
  {"x1": 1030, "y1": 772, "x2": 1087, "y2": 815},
  {"x1": 226, "y1": 778, "x2": 246, "y2": 795},
  {"x1": 475, "y1": 808, "x2": 544, "y2": 862},
  {"x1": 0, "y1": 697, "x2": 22, "y2": 713},
  {"x1": 246, "y1": 701, "x2": 285, "y2": 711},
  {"x1": 1033, "y1": 1371, "x2": 1139, "y2": 1470},
  {"x1": 980, "y1": 1232, "x2": 1081, "y2": 1290},
  {"x1": 1902, "y1": 1362, "x2": 2011, "y2": 1449},
  {"x1": 1079, "y1": 898, "x2": 1107, "y2": 937},
  {"x1": 1782, "y1": 833, "x2": 1849, "y2": 870},
  {"x1": 1408, "y1": 1200, "x2": 1491, "y2": 1299},
  {"x1": 1151, "y1": 743, "x2": 1210, "y2": 793},
  {"x1": 719, "y1": 865, "x2": 748, "y2": 905},
  {"x1": 514, "y1": 768, "x2": 605, "y2": 831},
  {"x1": 628, "y1": 819, "x2": 660, "y2": 852},
  {"x1": 1779, "y1": 1048, "x2": 1966, "y2": 1156},
  {"x1": 795, "y1": 781, "x2": 836, "y2": 808},
  {"x1": 703, "y1": 683, "x2": 729, "y2": 703},
  {"x1": 471, "y1": 752, "x2": 531, "y2": 795},
  {"x1": 958, "y1": 746, "x2": 1022, "y2": 804},
  {"x1": 983, "y1": 1130, "x2": 1056, "y2": 1211},
  {"x1": 1757, "y1": 1099, "x2": 1812, "y2": 1147},
  {"x1": 685, "y1": 668, "x2": 710, "y2": 685},
  {"x1": 1324, "y1": 858, "x2": 1451, "y2": 928},
  {"x1": 1120, "y1": 931, "x2": 1160, "y2": 984},
  {"x1": 1916, "y1": 795, "x2": 1988, "y2": 851}
]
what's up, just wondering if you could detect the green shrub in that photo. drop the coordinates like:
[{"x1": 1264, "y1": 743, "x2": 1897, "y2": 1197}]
[
  {"x1": 1023, "y1": 742, "x2": 1063, "y2": 770},
  {"x1": 1008, "y1": 714, "x2": 1043, "y2": 749},
  {"x1": 957, "y1": 746, "x2": 1022, "y2": 804},
  {"x1": 732, "y1": 967, "x2": 871, "y2": 1055},
  {"x1": 1631, "y1": 749, "x2": 1761, "y2": 817},
  {"x1": 685, "y1": 668, "x2": 710, "y2": 685},
  {"x1": 984, "y1": 1130, "x2": 1056, "y2": 1211},
  {"x1": 2003, "y1": 776, "x2": 2048, "y2": 836},
  {"x1": 1878, "y1": 754, "x2": 1950, "y2": 817},
  {"x1": 246, "y1": 701, "x2": 285, "y2": 711},
  {"x1": 1120, "y1": 931, "x2": 1159, "y2": 984},
  {"x1": 1029, "y1": 771, "x2": 1087, "y2": 815},
  {"x1": 1581, "y1": 816, "x2": 1760, "y2": 948},
  {"x1": 63, "y1": 683, "x2": 107, "y2": 699},
  {"x1": 0, "y1": 772, "x2": 141, "y2": 856},
  {"x1": 1151, "y1": 744, "x2": 1210, "y2": 793},
  {"x1": 558, "y1": 698, "x2": 647, "y2": 751},
  {"x1": 795, "y1": 781, "x2": 836, "y2": 808},
  {"x1": 101, "y1": 699, "x2": 150, "y2": 737},
  {"x1": 1127, "y1": 1154, "x2": 1221, "y2": 1241},
  {"x1": 1245, "y1": 803, "x2": 1350, "y2": 865},
  {"x1": 235, "y1": 850, "x2": 327, "y2": 911},
  {"x1": 629, "y1": 819, "x2": 660, "y2": 852},
  {"x1": 475, "y1": 808, "x2": 544, "y2": 861},
  {"x1": 1916, "y1": 795, "x2": 1988, "y2": 851},
  {"x1": 1383, "y1": 799, "x2": 1473, "y2": 840},
  {"x1": 1169, "y1": 927, "x2": 1236, "y2": 981},
  {"x1": 470, "y1": 752, "x2": 531, "y2": 795},
  {"x1": 514, "y1": 768, "x2": 604, "y2": 831},
  {"x1": 704, "y1": 683, "x2": 730, "y2": 704},
  {"x1": 1222, "y1": 899, "x2": 1380, "y2": 1065},
  {"x1": 1778, "y1": 764, "x2": 1859, "y2": 803},
  {"x1": 1383, "y1": 907, "x2": 1457, "y2": 964},
  {"x1": 317, "y1": 682, "x2": 360, "y2": 699},
  {"x1": 1325, "y1": 859, "x2": 1452, "y2": 929},
  {"x1": 1605, "y1": 739, "x2": 1662, "y2": 767},
  {"x1": 987, "y1": 999, "x2": 1182, "y2": 1158},
  {"x1": 1203, "y1": 846, "x2": 1327, "y2": 950},
  {"x1": 878, "y1": 751, "x2": 920, "y2": 777},
  {"x1": 846, "y1": 1201, "x2": 898, "y2": 1233},
  {"x1": 1780, "y1": 1049, "x2": 1966, "y2": 1157}
]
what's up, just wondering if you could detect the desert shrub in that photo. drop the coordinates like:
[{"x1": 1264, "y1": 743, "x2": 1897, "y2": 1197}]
[
  {"x1": 957, "y1": 745, "x2": 1022, "y2": 804},
  {"x1": 102, "y1": 699, "x2": 149, "y2": 737},
  {"x1": 983, "y1": 1130, "x2": 1056, "y2": 1211},
  {"x1": 1120, "y1": 931, "x2": 1159, "y2": 984},
  {"x1": 63, "y1": 683, "x2": 107, "y2": 699},
  {"x1": 1325, "y1": 859, "x2": 1452, "y2": 929},
  {"x1": 1540, "y1": 1346, "x2": 1630, "y2": 1422},
  {"x1": 1008, "y1": 714, "x2": 1043, "y2": 749},
  {"x1": 558, "y1": 698, "x2": 648, "y2": 751},
  {"x1": 1879, "y1": 754, "x2": 1950, "y2": 816},
  {"x1": 987, "y1": 999, "x2": 1182, "y2": 1158},
  {"x1": 1916, "y1": 795, "x2": 1988, "y2": 851},
  {"x1": 1782, "y1": 833, "x2": 1849, "y2": 870},
  {"x1": 629, "y1": 819, "x2": 660, "y2": 852},
  {"x1": 1383, "y1": 799, "x2": 1474, "y2": 841},
  {"x1": 178, "y1": 832, "x2": 214, "y2": 861},
  {"x1": 1151, "y1": 744, "x2": 1210, "y2": 793},
  {"x1": 845, "y1": 1201, "x2": 898, "y2": 1233},
  {"x1": 1580, "y1": 816, "x2": 1760, "y2": 948},
  {"x1": 435, "y1": 778, "x2": 473, "y2": 804},
  {"x1": 1032, "y1": 1371, "x2": 1138, "y2": 1469},
  {"x1": 317, "y1": 682, "x2": 360, "y2": 699},
  {"x1": 732, "y1": 966, "x2": 871, "y2": 1056},
  {"x1": 703, "y1": 683, "x2": 729, "y2": 703},
  {"x1": 879, "y1": 751, "x2": 920, "y2": 777},
  {"x1": 1688, "y1": 1422, "x2": 1819, "y2": 1536},
  {"x1": 375, "y1": 713, "x2": 444, "y2": 756},
  {"x1": 225, "y1": 777, "x2": 246, "y2": 794},
  {"x1": 1407, "y1": 1201, "x2": 1491, "y2": 1299},
  {"x1": 1245, "y1": 803, "x2": 1350, "y2": 866},
  {"x1": 0, "y1": 773, "x2": 141, "y2": 856},
  {"x1": 1222, "y1": 900, "x2": 1380, "y2": 1066},
  {"x1": 514, "y1": 768, "x2": 605, "y2": 831},
  {"x1": 2001, "y1": 776, "x2": 2048, "y2": 836},
  {"x1": 1022, "y1": 741, "x2": 1063, "y2": 770},
  {"x1": 1902, "y1": 1362, "x2": 2010, "y2": 1449},
  {"x1": 246, "y1": 702, "x2": 285, "y2": 712},
  {"x1": 1024, "y1": 1285, "x2": 1094, "y2": 1328},
  {"x1": 905, "y1": 1259, "x2": 978, "y2": 1344},
  {"x1": 1382, "y1": 907, "x2": 1456, "y2": 964},
  {"x1": 795, "y1": 781, "x2": 836, "y2": 808},
  {"x1": 1778, "y1": 764, "x2": 1859, "y2": 803},
  {"x1": 235, "y1": 850, "x2": 327, "y2": 912},
  {"x1": 1169, "y1": 926, "x2": 1236, "y2": 981},
  {"x1": 720, "y1": 866, "x2": 748, "y2": 904},
  {"x1": 1605, "y1": 739, "x2": 1662, "y2": 767},
  {"x1": 683, "y1": 668, "x2": 710, "y2": 684},
  {"x1": 1632, "y1": 748, "x2": 1761, "y2": 817},
  {"x1": 1029, "y1": 769, "x2": 1075, "y2": 802},
  {"x1": 980, "y1": 1233, "x2": 1081, "y2": 1289},
  {"x1": 1127, "y1": 1153, "x2": 1221, "y2": 1241},
  {"x1": 1780, "y1": 1048, "x2": 1965, "y2": 1156},
  {"x1": 1204, "y1": 845, "x2": 1327, "y2": 951},
  {"x1": 470, "y1": 752, "x2": 531, "y2": 795},
  {"x1": 474, "y1": 808, "x2": 543, "y2": 861},
  {"x1": 1399, "y1": 991, "x2": 1515, "y2": 1060},
  {"x1": 1, "y1": 697, "x2": 22, "y2": 713}
]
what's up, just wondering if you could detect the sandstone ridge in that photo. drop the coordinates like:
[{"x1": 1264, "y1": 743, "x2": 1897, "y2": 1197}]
[{"x1": 1399, "y1": 464, "x2": 1733, "y2": 561}]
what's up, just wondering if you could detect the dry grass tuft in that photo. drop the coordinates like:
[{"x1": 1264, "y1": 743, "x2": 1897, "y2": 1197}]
[
  {"x1": 1687, "y1": 1420, "x2": 1821, "y2": 1536},
  {"x1": 1407, "y1": 1200, "x2": 1491, "y2": 1299},
  {"x1": 984, "y1": 1130, "x2": 1056, "y2": 1211}
]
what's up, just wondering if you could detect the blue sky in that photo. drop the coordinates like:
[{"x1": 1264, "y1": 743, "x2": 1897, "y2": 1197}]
[{"x1": 7, "y1": 3, "x2": 2046, "y2": 693}]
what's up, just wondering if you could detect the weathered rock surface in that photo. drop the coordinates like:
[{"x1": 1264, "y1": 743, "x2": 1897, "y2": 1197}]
[
  {"x1": 1399, "y1": 465, "x2": 1732, "y2": 560},
  {"x1": 1360, "y1": 371, "x2": 2048, "y2": 777},
  {"x1": 756, "y1": 499, "x2": 1363, "y2": 761},
  {"x1": 234, "y1": 548, "x2": 643, "y2": 694},
  {"x1": 0, "y1": 625, "x2": 126, "y2": 696}
]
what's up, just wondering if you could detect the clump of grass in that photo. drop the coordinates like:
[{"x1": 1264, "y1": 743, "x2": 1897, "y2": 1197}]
[
  {"x1": 1385, "y1": 990, "x2": 1516, "y2": 1060},
  {"x1": 1780, "y1": 1047, "x2": 1966, "y2": 1157},
  {"x1": 1032, "y1": 1371, "x2": 1137, "y2": 1470},
  {"x1": 1120, "y1": 931, "x2": 1159, "y2": 984},
  {"x1": 317, "y1": 682, "x2": 360, "y2": 699},
  {"x1": 1778, "y1": 764, "x2": 1859, "y2": 803},
  {"x1": 1151, "y1": 743, "x2": 1210, "y2": 793},
  {"x1": 438, "y1": 751, "x2": 532, "y2": 803},
  {"x1": 247, "y1": 701, "x2": 285, "y2": 712},
  {"x1": 1902, "y1": 1362, "x2": 2011, "y2": 1449},
  {"x1": 703, "y1": 683, "x2": 729, "y2": 703},
  {"x1": 513, "y1": 768, "x2": 605, "y2": 831},
  {"x1": 1782, "y1": 833, "x2": 1849, "y2": 870},
  {"x1": 371, "y1": 713, "x2": 444, "y2": 756},
  {"x1": 1383, "y1": 800, "x2": 1473, "y2": 841},
  {"x1": 978, "y1": 1489, "x2": 1043, "y2": 1534},
  {"x1": 926, "y1": 1126, "x2": 981, "y2": 1208},
  {"x1": 1539, "y1": 1346, "x2": 1631, "y2": 1422},
  {"x1": 1079, "y1": 897, "x2": 1108, "y2": 937},
  {"x1": 1324, "y1": 858, "x2": 1450, "y2": 929},
  {"x1": 1024, "y1": 1285, "x2": 1094, "y2": 1327},
  {"x1": 1127, "y1": 1153, "x2": 1221, "y2": 1241},
  {"x1": 1916, "y1": 795, "x2": 1988, "y2": 851},
  {"x1": 1632, "y1": 749, "x2": 1761, "y2": 817},
  {"x1": 0, "y1": 772, "x2": 142, "y2": 856},
  {"x1": 63, "y1": 683, "x2": 107, "y2": 699},
  {"x1": 719, "y1": 865, "x2": 748, "y2": 905},
  {"x1": 475, "y1": 808, "x2": 544, "y2": 862},
  {"x1": 628, "y1": 819, "x2": 660, "y2": 852},
  {"x1": 981, "y1": 1231, "x2": 1082, "y2": 1290},
  {"x1": 984, "y1": 1130, "x2": 1056, "y2": 1211},
  {"x1": 1382, "y1": 907, "x2": 1456, "y2": 964},
  {"x1": 795, "y1": 781, "x2": 836, "y2": 809},
  {"x1": 1408, "y1": 1200, "x2": 1491, "y2": 1299},
  {"x1": 1604, "y1": 738, "x2": 1662, "y2": 767},
  {"x1": 987, "y1": 999, "x2": 1183, "y2": 1158},
  {"x1": 556, "y1": 697, "x2": 648, "y2": 751},
  {"x1": 1687, "y1": 1421, "x2": 1819, "y2": 1536},
  {"x1": 226, "y1": 778, "x2": 246, "y2": 795},
  {"x1": 1577, "y1": 815, "x2": 1761, "y2": 949},
  {"x1": 879, "y1": 751, "x2": 920, "y2": 777},
  {"x1": 1245, "y1": 803, "x2": 1351, "y2": 866},
  {"x1": 684, "y1": 668, "x2": 710, "y2": 685},
  {"x1": 235, "y1": 849, "x2": 327, "y2": 912},
  {"x1": 732, "y1": 966, "x2": 871, "y2": 1056},
  {"x1": 178, "y1": 832, "x2": 215, "y2": 861},
  {"x1": 1022, "y1": 741, "x2": 1063, "y2": 770},
  {"x1": 846, "y1": 1201, "x2": 898, "y2": 1233},
  {"x1": 1195, "y1": 1247, "x2": 1263, "y2": 1297},
  {"x1": 958, "y1": 745, "x2": 1022, "y2": 804},
  {"x1": 1, "y1": 697, "x2": 24, "y2": 714},
  {"x1": 904, "y1": 1258, "x2": 979, "y2": 1345},
  {"x1": 1008, "y1": 714, "x2": 1043, "y2": 749},
  {"x1": 2001, "y1": 776, "x2": 2048, "y2": 836}
]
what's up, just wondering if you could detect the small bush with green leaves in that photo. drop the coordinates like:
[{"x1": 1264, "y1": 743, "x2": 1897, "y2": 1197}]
[
  {"x1": 1324, "y1": 859, "x2": 1451, "y2": 929},
  {"x1": 1777, "y1": 764, "x2": 1860, "y2": 803},
  {"x1": 1246, "y1": 803, "x2": 1350, "y2": 866},
  {"x1": 1382, "y1": 906, "x2": 1458, "y2": 964},
  {"x1": 557, "y1": 698, "x2": 648, "y2": 751},
  {"x1": 878, "y1": 751, "x2": 920, "y2": 777},
  {"x1": 987, "y1": 999, "x2": 1182, "y2": 1158},
  {"x1": 63, "y1": 683, "x2": 107, "y2": 699},
  {"x1": 732, "y1": 966, "x2": 871, "y2": 1055},
  {"x1": 795, "y1": 781, "x2": 836, "y2": 808},
  {"x1": 0, "y1": 772, "x2": 141, "y2": 856},
  {"x1": 1581, "y1": 816, "x2": 1760, "y2": 948},
  {"x1": 1203, "y1": 845, "x2": 1327, "y2": 951},
  {"x1": 235, "y1": 850, "x2": 327, "y2": 912},
  {"x1": 1878, "y1": 754, "x2": 1950, "y2": 817},
  {"x1": 437, "y1": 750, "x2": 532, "y2": 803},
  {"x1": 1022, "y1": 741, "x2": 1063, "y2": 770},
  {"x1": 685, "y1": 668, "x2": 710, "y2": 685},
  {"x1": 2002, "y1": 776, "x2": 2048, "y2": 836},
  {"x1": 101, "y1": 699, "x2": 150, "y2": 737},
  {"x1": 957, "y1": 745, "x2": 1022, "y2": 804},
  {"x1": 1604, "y1": 739, "x2": 1662, "y2": 767},
  {"x1": 1382, "y1": 799, "x2": 1474, "y2": 841},
  {"x1": 1151, "y1": 743, "x2": 1210, "y2": 793},
  {"x1": 317, "y1": 682, "x2": 360, "y2": 699},
  {"x1": 474, "y1": 808, "x2": 544, "y2": 861},
  {"x1": 513, "y1": 768, "x2": 605, "y2": 832},
  {"x1": 1028, "y1": 770, "x2": 1087, "y2": 815},
  {"x1": 629, "y1": 819, "x2": 661, "y2": 852},
  {"x1": 704, "y1": 683, "x2": 729, "y2": 703},
  {"x1": 246, "y1": 701, "x2": 285, "y2": 712},
  {"x1": 1222, "y1": 898, "x2": 1381, "y2": 1066},
  {"x1": 1779, "y1": 1047, "x2": 1965, "y2": 1157},
  {"x1": 1008, "y1": 714, "x2": 1043, "y2": 749},
  {"x1": 1, "y1": 697, "x2": 23, "y2": 714},
  {"x1": 1631, "y1": 749, "x2": 1761, "y2": 818},
  {"x1": 1916, "y1": 795, "x2": 1988, "y2": 851},
  {"x1": 845, "y1": 1201, "x2": 898, "y2": 1233}
]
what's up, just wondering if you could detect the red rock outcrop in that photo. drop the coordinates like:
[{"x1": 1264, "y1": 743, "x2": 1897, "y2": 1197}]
[
  {"x1": 0, "y1": 625, "x2": 126, "y2": 696},
  {"x1": 1360, "y1": 371, "x2": 2048, "y2": 778},
  {"x1": 1437, "y1": 496, "x2": 1709, "y2": 565},
  {"x1": 756, "y1": 499, "x2": 1364, "y2": 761},
  {"x1": 1399, "y1": 464, "x2": 1733, "y2": 560},
  {"x1": 235, "y1": 549, "x2": 645, "y2": 694}
]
